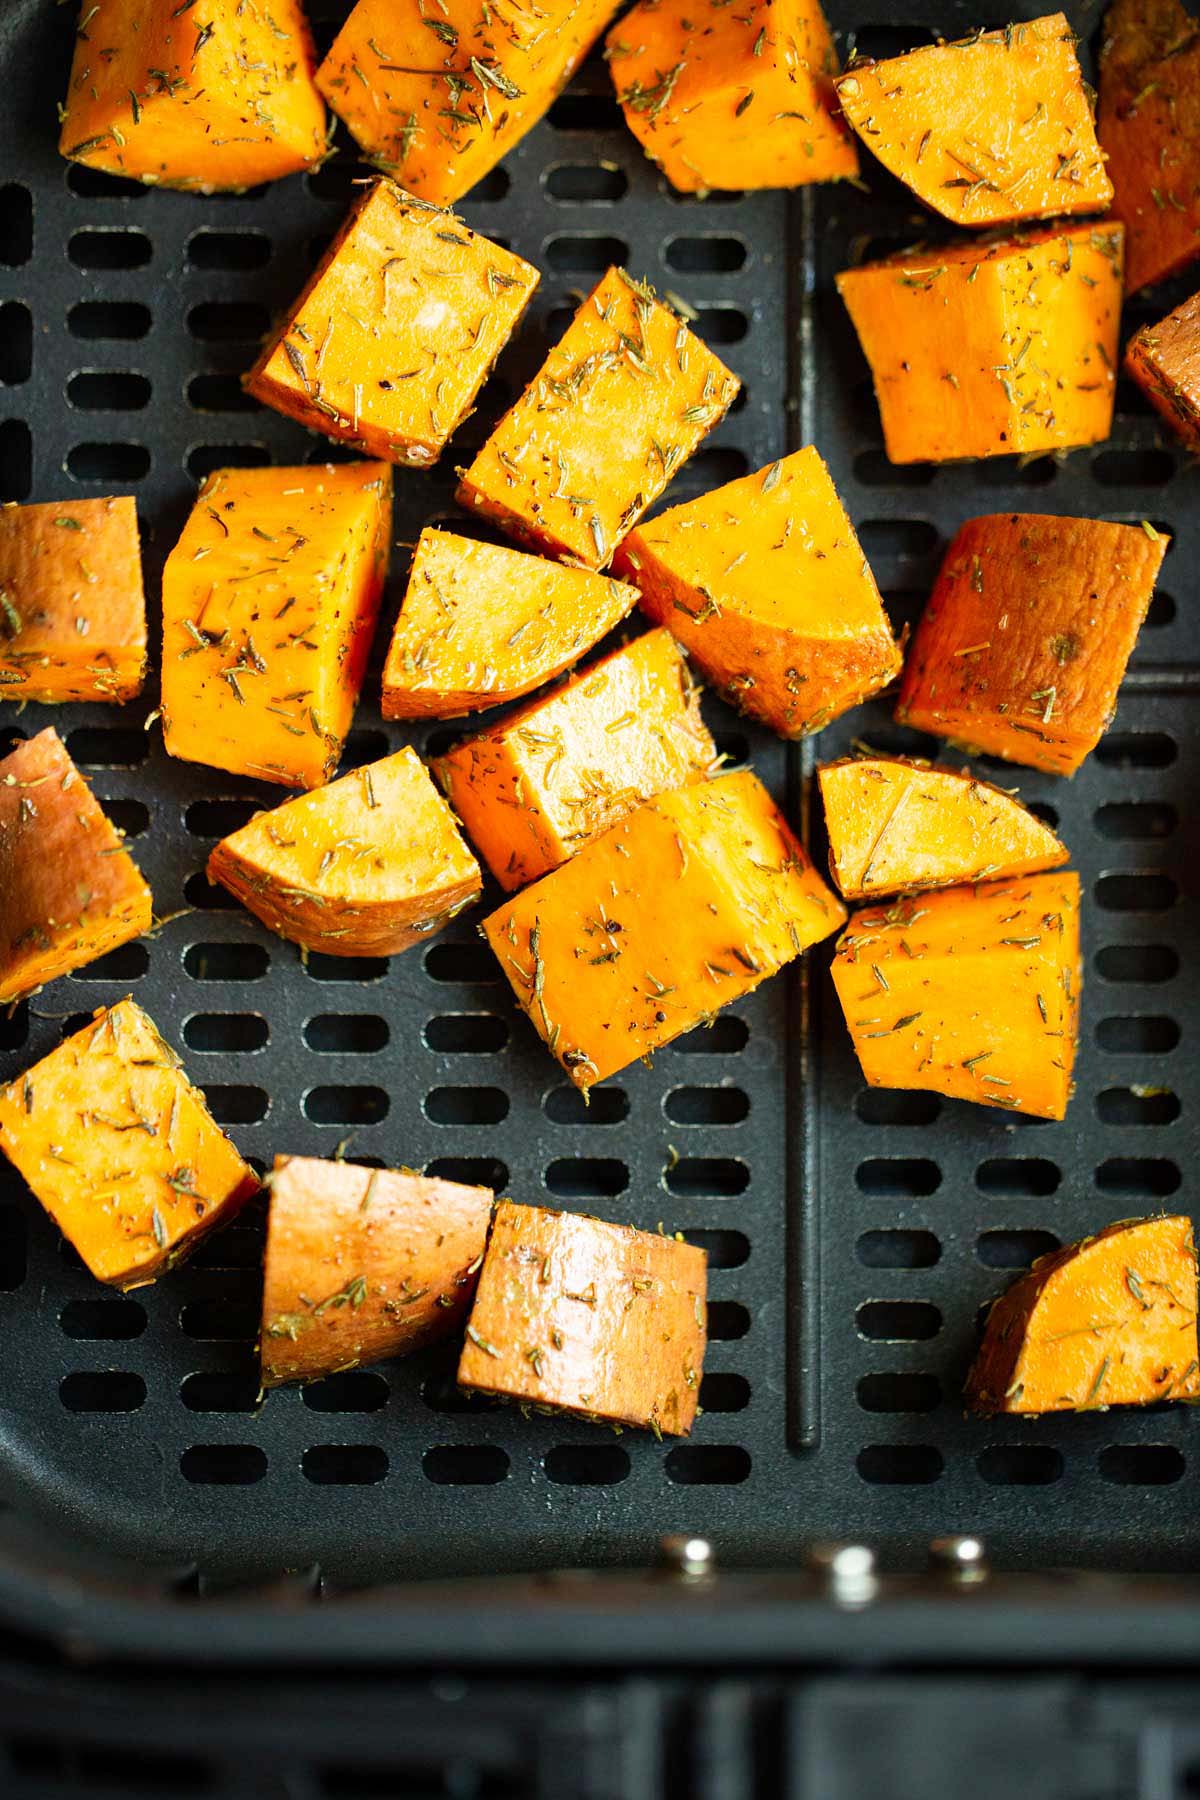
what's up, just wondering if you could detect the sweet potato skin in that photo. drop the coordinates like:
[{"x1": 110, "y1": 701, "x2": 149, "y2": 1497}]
[
  {"x1": 261, "y1": 1156, "x2": 493, "y2": 1387},
  {"x1": 458, "y1": 1199, "x2": 706, "y2": 1435},
  {"x1": 1099, "y1": 0, "x2": 1200, "y2": 293},
  {"x1": 966, "y1": 1216, "x2": 1200, "y2": 1414},
  {"x1": 1124, "y1": 290, "x2": 1200, "y2": 452},
  {"x1": 896, "y1": 513, "x2": 1168, "y2": 776}
]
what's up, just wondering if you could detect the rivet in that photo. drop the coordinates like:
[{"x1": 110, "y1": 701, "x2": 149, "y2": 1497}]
[
  {"x1": 808, "y1": 1541, "x2": 877, "y2": 1605},
  {"x1": 659, "y1": 1533, "x2": 714, "y2": 1579},
  {"x1": 929, "y1": 1535, "x2": 988, "y2": 1581}
]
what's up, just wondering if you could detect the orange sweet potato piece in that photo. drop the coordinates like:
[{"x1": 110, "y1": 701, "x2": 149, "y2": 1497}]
[
  {"x1": 831, "y1": 871, "x2": 1081, "y2": 1120},
  {"x1": 457, "y1": 267, "x2": 740, "y2": 569},
  {"x1": 245, "y1": 180, "x2": 539, "y2": 469},
  {"x1": 0, "y1": 498, "x2": 145, "y2": 703},
  {"x1": 896, "y1": 514, "x2": 1168, "y2": 776},
  {"x1": 458, "y1": 1199, "x2": 706, "y2": 1435},
  {"x1": 967, "y1": 1216, "x2": 1200, "y2": 1414},
  {"x1": 0, "y1": 728, "x2": 152, "y2": 1005},
  {"x1": 484, "y1": 768, "x2": 845, "y2": 1090},
  {"x1": 317, "y1": 0, "x2": 618, "y2": 206},
  {"x1": 836, "y1": 224, "x2": 1124, "y2": 463},
  {"x1": 607, "y1": 0, "x2": 858, "y2": 195},
  {"x1": 818, "y1": 756, "x2": 1068, "y2": 900},
  {"x1": 1099, "y1": 0, "x2": 1200, "y2": 293},
  {"x1": 208, "y1": 746, "x2": 481, "y2": 956},
  {"x1": 835, "y1": 15, "x2": 1112, "y2": 228},
  {"x1": 0, "y1": 1000, "x2": 259, "y2": 1288},
  {"x1": 435, "y1": 628, "x2": 716, "y2": 891},
  {"x1": 261, "y1": 1155, "x2": 493, "y2": 1387},
  {"x1": 614, "y1": 448, "x2": 900, "y2": 737},
  {"x1": 380, "y1": 528, "x2": 639, "y2": 719},
  {"x1": 1125, "y1": 289, "x2": 1200, "y2": 450},
  {"x1": 161, "y1": 463, "x2": 391, "y2": 790},
  {"x1": 59, "y1": 0, "x2": 325, "y2": 192}
]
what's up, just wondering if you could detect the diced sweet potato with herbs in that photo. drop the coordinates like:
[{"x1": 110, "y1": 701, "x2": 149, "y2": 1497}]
[
  {"x1": 836, "y1": 224, "x2": 1123, "y2": 463},
  {"x1": 436, "y1": 628, "x2": 716, "y2": 891},
  {"x1": 607, "y1": 0, "x2": 858, "y2": 195},
  {"x1": 0, "y1": 1000, "x2": 259, "y2": 1289},
  {"x1": 208, "y1": 746, "x2": 481, "y2": 957},
  {"x1": 161, "y1": 463, "x2": 391, "y2": 790},
  {"x1": 59, "y1": 0, "x2": 326, "y2": 192},
  {"x1": 484, "y1": 768, "x2": 845, "y2": 1091},
  {"x1": 261, "y1": 1155, "x2": 493, "y2": 1387},
  {"x1": 614, "y1": 448, "x2": 900, "y2": 737},
  {"x1": 457, "y1": 267, "x2": 740, "y2": 569},
  {"x1": 832, "y1": 871, "x2": 1081, "y2": 1121},
  {"x1": 967, "y1": 1216, "x2": 1200, "y2": 1415},
  {"x1": 458, "y1": 1199, "x2": 706, "y2": 1436},
  {"x1": 818, "y1": 756, "x2": 1068, "y2": 901},
  {"x1": 244, "y1": 180, "x2": 539, "y2": 469},
  {"x1": 835, "y1": 14, "x2": 1112, "y2": 228},
  {"x1": 317, "y1": 0, "x2": 618, "y2": 206},
  {"x1": 381, "y1": 528, "x2": 639, "y2": 719},
  {"x1": 896, "y1": 514, "x2": 1167, "y2": 776},
  {"x1": 0, "y1": 498, "x2": 145, "y2": 704},
  {"x1": 0, "y1": 728, "x2": 152, "y2": 1005},
  {"x1": 1099, "y1": 0, "x2": 1200, "y2": 293},
  {"x1": 1125, "y1": 289, "x2": 1200, "y2": 451}
]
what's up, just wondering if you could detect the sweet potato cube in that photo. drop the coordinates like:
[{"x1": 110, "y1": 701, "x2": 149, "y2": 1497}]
[
  {"x1": 1125, "y1": 290, "x2": 1200, "y2": 451},
  {"x1": 614, "y1": 448, "x2": 900, "y2": 737},
  {"x1": 458, "y1": 1200, "x2": 706, "y2": 1436},
  {"x1": 0, "y1": 1000, "x2": 259, "y2": 1289},
  {"x1": 607, "y1": 0, "x2": 858, "y2": 195},
  {"x1": 261, "y1": 1155, "x2": 493, "y2": 1387},
  {"x1": 835, "y1": 14, "x2": 1112, "y2": 228},
  {"x1": 1099, "y1": 0, "x2": 1200, "y2": 293},
  {"x1": 831, "y1": 871, "x2": 1081, "y2": 1121},
  {"x1": 818, "y1": 756, "x2": 1068, "y2": 900},
  {"x1": 967, "y1": 1216, "x2": 1200, "y2": 1414},
  {"x1": 484, "y1": 768, "x2": 845, "y2": 1090},
  {"x1": 316, "y1": 0, "x2": 618, "y2": 206},
  {"x1": 59, "y1": 0, "x2": 326, "y2": 192},
  {"x1": 0, "y1": 498, "x2": 146, "y2": 703},
  {"x1": 244, "y1": 181, "x2": 539, "y2": 469},
  {"x1": 435, "y1": 628, "x2": 717, "y2": 891},
  {"x1": 457, "y1": 267, "x2": 740, "y2": 569},
  {"x1": 896, "y1": 514, "x2": 1167, "y2": 776},
  {"x1": 0, "y1": 728, "x2": 152, "y2": 1005},
  {"x1": 208, "y1": 746, "x2": 481, "y2": 956},
  {"x1": 381, "y1": 528, "x2": 639, "y2": 719},
  {"x1": 836, "y1": 224, "x2": 1123, "y2": 463},
  {"x1": 161, "y1": 463, "x2": 391, "y2": 790}
]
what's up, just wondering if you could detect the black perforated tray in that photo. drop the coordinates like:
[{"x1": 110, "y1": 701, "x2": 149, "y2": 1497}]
[{"x1": 0, "y1": 0, "x2": 1197, "y2": 1594}]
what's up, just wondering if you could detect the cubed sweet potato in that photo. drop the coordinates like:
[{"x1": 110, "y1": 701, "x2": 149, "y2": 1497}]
[
  {"x1": 967, "y1": 1215, "x2": 1200, "y2": 1414},
  {"x1": 458, "y1": 1199, "x2": 706, "y2": 1436},
  {"x1": 0, "y1": 1000, "x2": 259, "y2": 1288},
  {"x1": 261, "y1": 1155, "x2": 494, "y2": 1387},
  {"x1": 896, "y1": 513, "x2": 1168, "y2": 775},
  {"x1": 1099, "y1": 0, "x2": 1200, "y2": 293},
  {"x1": 1124, "y1": 289, "x2": 1200, "y2": 451},
  {"x1": 613, "y1": 448, "x2": 901, "y2": 737}
]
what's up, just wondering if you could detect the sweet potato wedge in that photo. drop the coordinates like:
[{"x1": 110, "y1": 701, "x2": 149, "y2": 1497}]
[
  {"x1": 613, "y1": 448, "x2": 901, "y2": 737},
  {"x1": 836, "y1": 224, "x2": 1123, "y2": 463},
  {"x1": 835, "y1": 14, "x2": 1112, "y2": 228},
  {"x1": 161, "y1": 463, "x2": 391, "y2": 790},
  {"x1": 818, "y1": 756, "x2": 1069, "y2": 900},
  {"x1": 434, "y1": 628, "x2": 716, "y2": 891},
  {"x1": 458, "y1": 1199, "x2": 706, "y2": 1436},
  {"x1": 261, "y1": 1155, "x2": 493, "y2": 1387},
  {"x1": 457, "y1": 267, "x2": 740, "y2": 568},
  {"x1": 1124, "y1": 289, "x2": 1200, "y2": 451},
  {"x1": 380, "y1": 528, "x2": 639, "y2": 719},
  {"x1": 0, "y1": 497, "x2": 146, "y2": 703},
  {"x1": 0, "y1": 1000, "x2": 259, "y2": 1289},
  {"x1": 484, "y1": 768, "x2": 845, "y2": 1090},
  {"x1": 607, "y1": 0, "x2": 858, "y2": 194},
  {"x1": 0, "y1": 727, "x2": 152, "y2": 1005},
  {"x1": 967, "y1": 1215, "x2": 1200, "y2": 1414},
  {"x1": 896, "y1": 513, "x2": 1168, "y2": 776},
  {"x1": 831, "y1": 871, "x2": 1081, "y2": 1120}
]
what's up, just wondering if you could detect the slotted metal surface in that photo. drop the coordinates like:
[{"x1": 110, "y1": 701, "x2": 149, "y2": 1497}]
[{"x1": 0, "y1": 0, "x2": 1196, "y2": 1585}]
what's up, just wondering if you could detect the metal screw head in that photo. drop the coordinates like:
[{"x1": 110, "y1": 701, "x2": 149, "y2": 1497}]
[
  {"x1": 659, "y1": 1533, "x2": 714, "y2": 1579},
  {"x1": 807, "y1": 1541, "x2": 878, "y2": 1605},
  {"x1": 929, "y1": 1535, "x2": 988, "y2": 1581}
]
